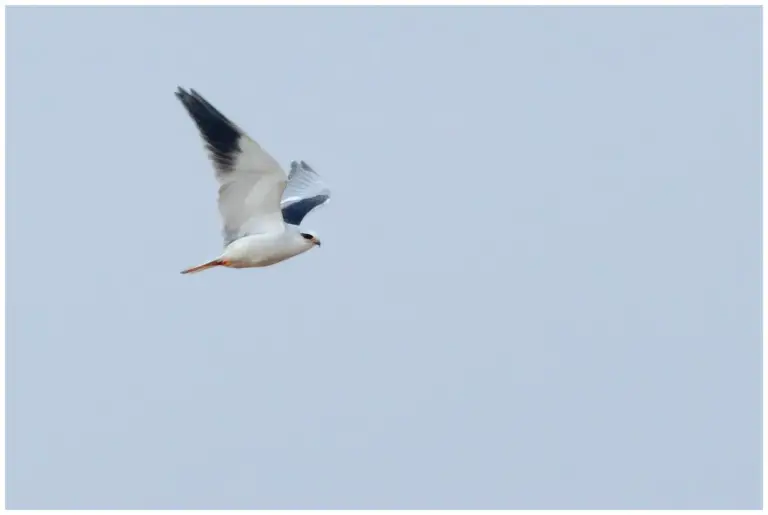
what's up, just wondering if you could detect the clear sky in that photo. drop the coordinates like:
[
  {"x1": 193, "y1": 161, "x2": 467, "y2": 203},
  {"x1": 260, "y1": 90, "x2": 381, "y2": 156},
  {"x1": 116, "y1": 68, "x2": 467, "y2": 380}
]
[{"x1": 6, "y1": 5, "x2": 762, "y2": 509}]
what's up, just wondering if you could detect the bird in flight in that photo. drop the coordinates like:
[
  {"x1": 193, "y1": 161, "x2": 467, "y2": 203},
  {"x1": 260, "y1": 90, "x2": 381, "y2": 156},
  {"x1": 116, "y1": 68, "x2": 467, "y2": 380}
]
[{"x1": 175, "y1": 87, "x2": 331, "y2": 274}]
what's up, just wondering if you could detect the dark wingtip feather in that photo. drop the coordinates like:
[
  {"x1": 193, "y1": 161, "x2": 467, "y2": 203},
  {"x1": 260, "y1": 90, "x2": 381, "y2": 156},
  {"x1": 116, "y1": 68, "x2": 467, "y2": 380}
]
[
  {"x1": 175, "y1": 87, "x2": 241, "y2": 173},
  {"x1": 175, "y1": 86, "x2": 190, "y2": 101}
]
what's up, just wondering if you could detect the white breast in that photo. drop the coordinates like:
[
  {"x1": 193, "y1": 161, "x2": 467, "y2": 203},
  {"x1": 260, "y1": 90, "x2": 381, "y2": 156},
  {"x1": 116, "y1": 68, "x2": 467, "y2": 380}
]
[{"x1": 222, "y1": 230, "x2": 313, "y2": 268}]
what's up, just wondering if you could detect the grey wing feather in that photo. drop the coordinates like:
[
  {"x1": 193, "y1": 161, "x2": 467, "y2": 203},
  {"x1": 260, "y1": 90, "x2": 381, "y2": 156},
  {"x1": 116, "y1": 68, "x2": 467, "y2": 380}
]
[
  {"x1": 176, "y1": 87, "x2": 288, "y2": 246},
  {"x1": 281, "y1": 160, "x2": 331, "y2": 226}
]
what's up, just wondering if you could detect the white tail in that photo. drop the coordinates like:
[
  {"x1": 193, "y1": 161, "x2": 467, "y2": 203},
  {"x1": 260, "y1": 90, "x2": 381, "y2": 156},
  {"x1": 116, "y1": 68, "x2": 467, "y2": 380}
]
[{"x1": 180, "y1": 259, "x2": 224, "y2": 275}]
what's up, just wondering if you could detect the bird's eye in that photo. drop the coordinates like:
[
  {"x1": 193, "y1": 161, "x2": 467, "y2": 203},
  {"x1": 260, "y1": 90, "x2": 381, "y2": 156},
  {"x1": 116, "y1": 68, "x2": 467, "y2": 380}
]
[{"x1": 301, "y1": 233, "x2": 313, "y2": 240}]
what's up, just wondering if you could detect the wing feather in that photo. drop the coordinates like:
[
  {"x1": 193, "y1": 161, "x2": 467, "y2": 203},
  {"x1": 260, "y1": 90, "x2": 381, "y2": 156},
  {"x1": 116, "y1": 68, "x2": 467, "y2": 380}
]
[
  {"x1": 281, "y1": 160, "x2": 331, "y2": 226},
  {"x1": 176, "y1": 87, "x2": 287, "y2": 245}
]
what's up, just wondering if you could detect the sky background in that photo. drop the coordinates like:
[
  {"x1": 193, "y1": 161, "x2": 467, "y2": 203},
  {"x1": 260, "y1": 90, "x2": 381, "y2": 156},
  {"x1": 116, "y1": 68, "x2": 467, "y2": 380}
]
[{"x1": 6, "y1": 6, "x2": 762, "y2": 509}]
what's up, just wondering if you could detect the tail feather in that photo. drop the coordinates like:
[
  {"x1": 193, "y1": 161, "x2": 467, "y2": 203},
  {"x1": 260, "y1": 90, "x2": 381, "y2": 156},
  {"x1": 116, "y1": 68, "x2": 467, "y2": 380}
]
[{"x1": 180, "y1": 259, "x2": 223, "y2": 275}]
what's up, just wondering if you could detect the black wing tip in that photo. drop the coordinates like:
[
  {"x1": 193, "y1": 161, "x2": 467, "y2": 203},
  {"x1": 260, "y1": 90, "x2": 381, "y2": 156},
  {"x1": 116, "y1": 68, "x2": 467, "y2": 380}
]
[
  {"x1": 175, "y1": 86, "x2": 193, "y2": 101},
  {"x1": 174, "y1": 86, "x2": 209, "y2": 110},
  {"x1": 175, "y1": 86, "x2": 241, "y2": 171},
  {"x1": 174, "y1": 86, "x2": 197, "y2": 112}
]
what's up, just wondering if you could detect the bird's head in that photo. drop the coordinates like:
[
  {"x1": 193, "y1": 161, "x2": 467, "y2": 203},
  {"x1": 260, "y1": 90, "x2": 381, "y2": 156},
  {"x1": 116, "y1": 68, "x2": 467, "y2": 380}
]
[{"x1": 300, "y1": 231, "x2": 322, "y2": 247}]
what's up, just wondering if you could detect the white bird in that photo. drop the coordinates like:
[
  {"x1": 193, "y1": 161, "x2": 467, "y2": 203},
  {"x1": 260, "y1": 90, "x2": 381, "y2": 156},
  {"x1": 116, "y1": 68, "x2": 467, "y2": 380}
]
[{"x1": 175, "y1": 87, "x2": 330, "y2": 274}]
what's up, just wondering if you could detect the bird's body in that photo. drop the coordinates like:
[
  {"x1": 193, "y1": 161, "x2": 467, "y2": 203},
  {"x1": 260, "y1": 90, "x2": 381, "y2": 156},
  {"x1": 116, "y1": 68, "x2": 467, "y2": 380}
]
[
  {"x1": 175, "y1": 87, "x2": 331, "y2": 274},
  {"x1": 222, "y1": 228, "x2": 315, "y2": 268}
]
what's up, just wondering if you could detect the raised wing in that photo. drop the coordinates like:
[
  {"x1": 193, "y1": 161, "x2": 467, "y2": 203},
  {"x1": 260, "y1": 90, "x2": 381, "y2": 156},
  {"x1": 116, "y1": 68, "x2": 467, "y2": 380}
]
[
  {"x1": 281, "y1": 160, "x2": 331, "y2": 226},
  {"x1": 175, "y1": 87, "x2": 288, "y2": 245}
]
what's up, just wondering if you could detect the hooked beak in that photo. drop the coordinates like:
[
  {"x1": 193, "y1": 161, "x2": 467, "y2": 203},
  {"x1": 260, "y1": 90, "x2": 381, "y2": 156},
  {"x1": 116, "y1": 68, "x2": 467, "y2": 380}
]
[{"x1": 313, "y1": 238, "x2": 322, "y2": 247}]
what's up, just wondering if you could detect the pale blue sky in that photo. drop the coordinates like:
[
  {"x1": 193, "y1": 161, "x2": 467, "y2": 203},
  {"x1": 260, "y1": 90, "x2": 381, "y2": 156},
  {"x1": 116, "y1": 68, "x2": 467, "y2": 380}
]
[{"x1": 6, "y1": 6, "x2": 762, "y2": 509}]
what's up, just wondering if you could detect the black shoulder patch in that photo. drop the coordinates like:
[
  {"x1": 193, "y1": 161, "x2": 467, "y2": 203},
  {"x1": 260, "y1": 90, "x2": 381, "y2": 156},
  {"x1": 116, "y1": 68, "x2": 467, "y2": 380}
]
[{"x1": 282, "y1": 194, "x2": 330, "y2": 226}]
